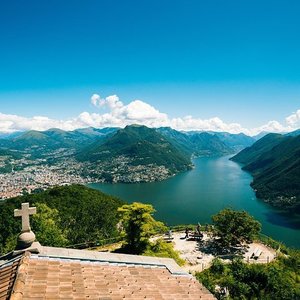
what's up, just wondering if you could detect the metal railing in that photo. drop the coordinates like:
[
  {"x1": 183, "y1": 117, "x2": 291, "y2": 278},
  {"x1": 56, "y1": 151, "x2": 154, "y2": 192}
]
[{"x1": 66, "y1": 236, "x2": 123, "y2": 249}]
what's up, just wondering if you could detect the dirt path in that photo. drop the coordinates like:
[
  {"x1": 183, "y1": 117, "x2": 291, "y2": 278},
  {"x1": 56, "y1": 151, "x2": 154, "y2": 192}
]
[{"x1": 162, "y1": 231, "x2": 277, "y2": 273}]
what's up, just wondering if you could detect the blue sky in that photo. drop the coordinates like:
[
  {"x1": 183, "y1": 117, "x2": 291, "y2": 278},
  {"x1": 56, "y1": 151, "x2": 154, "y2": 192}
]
[{"x1": 0, "y1": 0, "x2": 299, "y2": 134}]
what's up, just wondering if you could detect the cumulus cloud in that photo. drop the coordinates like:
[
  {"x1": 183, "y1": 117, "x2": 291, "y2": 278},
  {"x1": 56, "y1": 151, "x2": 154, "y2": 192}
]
[
  {"x1": 286, "y1": 109, "x2": 300, "y2": 127},
  {"x1": 90, "y1": 94, "x2": 101, "y2": 106},
  {"x1": 0, "y1": 113, "x2": 79, "y2": 133},
  {"x1": 0, "y1": 94, "x2": 299, "y2": 136}
]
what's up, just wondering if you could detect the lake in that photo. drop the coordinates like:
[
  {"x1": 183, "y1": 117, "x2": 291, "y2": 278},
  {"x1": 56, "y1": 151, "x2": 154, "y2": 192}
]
[{"x1": 88, "y1": 155, "x2": 300, "y2": 248}]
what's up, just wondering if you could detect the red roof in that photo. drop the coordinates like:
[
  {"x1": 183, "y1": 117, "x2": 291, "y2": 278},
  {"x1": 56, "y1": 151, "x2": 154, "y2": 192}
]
[{"x1": 1, "y1": 247, "x2": 215, "y2": 300}]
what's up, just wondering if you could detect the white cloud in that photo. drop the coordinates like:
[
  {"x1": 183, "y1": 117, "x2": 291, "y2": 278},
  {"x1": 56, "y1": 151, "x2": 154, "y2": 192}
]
[
  {"x1": 90, "y1": 94, "x2": 101, "y2": 106},
  {"x1": 286, "y1": 109, "x2": 300, "y2": 127},
  {"x1": 0, "y1": 112, "x2": 78, "y2": 133},
  {"x1": 90, "y1": 94, "x2": 121, "y2": 109},
  {"x1": 0, "y1": 94, "x2": 299, "y2": 136},
  {"x1": 253, "y1": 120, "x2": 288, "y2": 134}
]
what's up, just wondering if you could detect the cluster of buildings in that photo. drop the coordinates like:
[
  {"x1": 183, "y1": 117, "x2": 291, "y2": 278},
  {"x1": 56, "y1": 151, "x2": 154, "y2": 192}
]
[
  {"x1": 0, "y1": 153, "x2": 173, "y2": 200},
  {"x1": 0, "y1": 159, "x2": 92, "y2": 200},
  {"x1": 109, "y1": 164, "x2": 170, "y2": 183},
  {"x1": 83, "y1": 155, "x2": 171, "y2": 183}
]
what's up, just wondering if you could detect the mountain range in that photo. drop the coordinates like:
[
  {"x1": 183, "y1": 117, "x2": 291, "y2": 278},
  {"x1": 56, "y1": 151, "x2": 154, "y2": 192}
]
[
  {"x1": 231, "y1": 131, "x2": 300, "y2": 207},
  {"x1": 0, "y1": 125, "x2": 256, "y2": 159},
  {"x1": 1, "y1": 125, "x2": 299, "y2": 196},
  {"x1": 0, "y1": 127, "x2": 118, "y2": 150},
  {"x1": 0, "y1": 125, "x2": 256, "y2": 182}
]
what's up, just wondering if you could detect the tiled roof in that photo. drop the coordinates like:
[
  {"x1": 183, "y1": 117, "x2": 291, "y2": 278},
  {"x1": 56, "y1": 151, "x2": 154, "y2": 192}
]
[
  {"x1": 0, "y1": 256, "x2": 22, "y2": 300},
  {"x1": 6, "y1": 247, "x2": 216, "y2": 299}
]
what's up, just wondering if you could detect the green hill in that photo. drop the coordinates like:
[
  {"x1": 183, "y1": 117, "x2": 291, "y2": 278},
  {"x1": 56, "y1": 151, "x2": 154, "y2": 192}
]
[
  {"x1": 0, "y1": 149, "x2": 21, "y2": 173},
  {"x1": 286, "y1": 129, "x2": 300, "y2": 137},
  {"x1": 74, "y1": 127, "x2": 119, "y2": 137},
  {"x1": 231, "y1": 134, "x2": 300, "y2": 207},
  {"x1": 0, "y1": 128, "x2": 117, "y2": 158},
  {"x1": 157, "y1": 127, "x2": 194, "y2": 156},
  {"x1": 14, "y1": 129, "x2": 83, "y2": 150},
  {"x1": 0, "y1": 185, "x2": 124, "y2": 254},
  {"x1": 231, "y1": 133, "x2": 285, "y2": 165},
  {"x1": 1, "y1": 126, "x2": 254, "y2": 161},
  {"x1": 157, "y1": 127, "x2": 234, "y2": 156},
  {"x1": 78, "y1": 125, "x2": 192, "y2": 173},
  {"x1": 212, "y1": 132, "x2": 255, "y2": 151},
  {"x1": 188, "y1": 132, "x2": 234, "y2": 156},
  {"x1": 0, "y1": 148, "x2": 20, "y2": 158}
]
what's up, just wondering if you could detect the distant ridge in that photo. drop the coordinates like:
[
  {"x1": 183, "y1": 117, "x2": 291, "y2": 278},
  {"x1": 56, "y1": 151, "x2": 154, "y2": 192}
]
[
  {"x1": 285, "y1": 128, "x2": 300, "y2": 137},
  {"x1": 0, "y1": 127, "x2": 118, "y2": 157},
  {"x1": 157, "y1": 127, "x2": 238, "y2": 156}
]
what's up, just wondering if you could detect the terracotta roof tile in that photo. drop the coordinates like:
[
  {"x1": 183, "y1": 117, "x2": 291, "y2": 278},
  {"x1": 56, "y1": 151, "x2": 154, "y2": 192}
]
[
  {"x1": 6, "y1": 250, "x2": 215, "y2": 299},
  {"x1": 0, "y1": 256, "x2": 22, "y2": 300}
]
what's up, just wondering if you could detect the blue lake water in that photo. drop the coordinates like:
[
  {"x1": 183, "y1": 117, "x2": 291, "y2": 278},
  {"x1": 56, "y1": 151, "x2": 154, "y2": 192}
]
[{"x1": 88, "y1": 155, "x2": 300, "y2": 248}]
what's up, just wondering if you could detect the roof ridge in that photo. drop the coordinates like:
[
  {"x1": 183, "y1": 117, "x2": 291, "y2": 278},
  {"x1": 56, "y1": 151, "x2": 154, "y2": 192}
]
[
  {"x1": 10, "y1": 252, "x2": 31, "y2": 300},
  {"x1": 39, "y1": 246, "x2": 189, "y2": 276}
]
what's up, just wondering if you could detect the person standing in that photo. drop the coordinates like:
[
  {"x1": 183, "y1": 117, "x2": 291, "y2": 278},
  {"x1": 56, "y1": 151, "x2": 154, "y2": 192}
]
[{"x1": 185, "y1": 227, "x2": 189, "y2": 239}]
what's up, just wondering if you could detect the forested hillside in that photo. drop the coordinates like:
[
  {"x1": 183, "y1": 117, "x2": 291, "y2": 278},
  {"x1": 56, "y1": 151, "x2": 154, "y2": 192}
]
[
  {"x1": 0, "y1": 185, "x2": 124, "y2": 254},
  {"x1": 232, "y1": 134, "x2": 300, "y2": 207},
  {"x1": 77, "y1": 125, "x2": 192, "y2": 173},
  {"x1": 158, "y1": 127, "x2": 236, "y2": 156}
]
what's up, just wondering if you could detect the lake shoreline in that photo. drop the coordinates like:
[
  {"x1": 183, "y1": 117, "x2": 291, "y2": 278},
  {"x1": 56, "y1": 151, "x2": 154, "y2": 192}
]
[{"x1": 88, "y1": 155, "x2": 300, "y2": 249}]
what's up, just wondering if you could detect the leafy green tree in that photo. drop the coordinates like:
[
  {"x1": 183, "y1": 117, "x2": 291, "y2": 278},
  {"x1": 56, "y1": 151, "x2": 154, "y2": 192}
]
[
  {"x1": 32, "y1": 203, "x2": 68, "y2": 247},
  {"x1": 118, "y1": 202, "x2": 166, "y2": 254},
  {"x1": 1, "y1": 234, "x2": 17, "y2": 254},
  {"x1": 265, "y1": 264, "x2": 297, "y2": 300},
  {"x1": 143, "y1": 239, "x2": 185, "y2": 266},
  {"x1": 212, "y1": 208, "x2": 261, "y2": 248},
  {"x1": 197, "y1": 255, "x2": 300, "y2": 299},
  {"x1": 210, "y1": 258, "x2": 225, "y2": 275}
]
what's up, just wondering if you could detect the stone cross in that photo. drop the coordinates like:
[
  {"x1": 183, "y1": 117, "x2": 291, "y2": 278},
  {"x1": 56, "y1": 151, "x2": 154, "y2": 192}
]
[{"x1": 14, "y1": 203, "x2": 36, "y2": 232}]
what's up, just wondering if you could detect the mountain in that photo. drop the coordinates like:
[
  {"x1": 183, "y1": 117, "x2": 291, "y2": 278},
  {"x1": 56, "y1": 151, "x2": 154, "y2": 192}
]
[
  {"x1": 0, "y1": 131, "x2": 24, "y2": 139},
  {"x1": 74, "y1": 127, "x2": 119, "y2": 138},
  {"x1": 0, "y1": 148, "x2": 14, "y2": 157},
  {"x1": 78, "y1": 125, "x2": 192, "y2": 173},
  {"x1": 286, "y1": 129, "x2": 300, "y2": 137},
  {"x1": 188, "y1": 132, "x2": 234, "y2": 156},
  {"x1": 157, "y1": 127, "x2": 234, "y2": 156},
  {"x1": 14, "y1": 128, "x2": 86, "y2": 148},
  {"x1": 252, "y1": 131, "x2": 270, "y2": 140},
  {"x1": 212, "y1": 132, "x2": 255, "y2": 152},
  {"x1": 0, "y1": 126, "x2": 257, "y2": 184},
  {"x1": 231, "y1": 133, "x2": 300, "y2": 207},
  {"x1": 0, "y1": 127, "x2": 118, "y2": 158},
  {"x1": 157, "y1": 127, "x2": 197, "y2": 156},
  {"x1": 0, "y1": 126, "x2": 254, "y2": 159},
  {"x1": 231, "y1": 133, "x2": 285, "y2": 165}
]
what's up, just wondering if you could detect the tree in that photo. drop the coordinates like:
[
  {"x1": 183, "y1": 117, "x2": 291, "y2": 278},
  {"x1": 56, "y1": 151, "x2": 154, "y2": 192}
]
[
  {"x1": 197, "y1": 256, "x2": 300, "y2": 300},
  {"x1": 0, "y1": 185, "x2": 123, "y2": 254},
  {"x1": 143, "y1": 239, "x2": 185, "y2": 266},
  {"x1": 212, "y1": 208, "x2": 261, "y2": 248},
  {"x1": 118, "y1": 202, "x2": 166, "y2": 254},
  {"x1": 32, "y1": 203, "x2": 68, "y2": 247}
]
